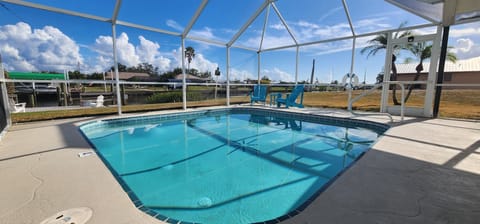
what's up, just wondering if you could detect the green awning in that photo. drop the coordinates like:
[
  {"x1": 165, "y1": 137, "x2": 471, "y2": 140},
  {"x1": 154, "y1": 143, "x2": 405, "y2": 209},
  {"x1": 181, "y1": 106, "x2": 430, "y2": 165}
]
[{"x1": 7, "y1": 72, "x2": 66, "y2": 80}]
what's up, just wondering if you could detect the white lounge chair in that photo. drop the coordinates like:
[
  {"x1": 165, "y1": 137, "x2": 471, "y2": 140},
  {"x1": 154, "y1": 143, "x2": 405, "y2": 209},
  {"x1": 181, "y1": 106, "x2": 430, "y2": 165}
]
[{"x1": 9, "y1": 98, "x2": 26, "y2": 113}]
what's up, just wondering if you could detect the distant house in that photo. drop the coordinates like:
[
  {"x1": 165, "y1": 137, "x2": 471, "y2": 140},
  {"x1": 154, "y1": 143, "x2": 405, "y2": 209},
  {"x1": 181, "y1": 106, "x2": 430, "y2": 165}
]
[
  {"x1": 396, "y1": 57, "x2": 480, "y2": 89},
  {"x1": 106, "y1": 72, "x2": 150, "y2": 81}
]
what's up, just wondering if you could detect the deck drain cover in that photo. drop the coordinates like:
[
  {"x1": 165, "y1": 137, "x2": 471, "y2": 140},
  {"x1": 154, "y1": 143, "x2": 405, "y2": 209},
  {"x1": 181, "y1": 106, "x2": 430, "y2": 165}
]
[{"x1": 40, "y1": 207, "x2": 93, "y2": 224}]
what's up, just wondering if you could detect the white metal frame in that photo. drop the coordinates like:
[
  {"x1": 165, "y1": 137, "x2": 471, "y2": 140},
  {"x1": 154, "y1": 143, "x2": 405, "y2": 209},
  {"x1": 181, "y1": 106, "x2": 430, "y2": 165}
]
[
  {"x1": 111, "y1": 0, "x2": 123, "y2": 115},
  {"x1": 0, "y1": 62, "x2": 12, "y2": 128},
  {"x1": 4, "y1": 0, "x2": 475, "y2": 117},
  {"x1": 380, "y1": 30, "x2": 441, "y2": 117}
]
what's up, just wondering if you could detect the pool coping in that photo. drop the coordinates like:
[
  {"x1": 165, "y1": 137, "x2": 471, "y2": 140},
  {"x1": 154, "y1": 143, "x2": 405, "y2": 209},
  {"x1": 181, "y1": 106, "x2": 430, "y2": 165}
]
[{"x1": 78, "y1": 107, "x2": 390, "y2": 224}]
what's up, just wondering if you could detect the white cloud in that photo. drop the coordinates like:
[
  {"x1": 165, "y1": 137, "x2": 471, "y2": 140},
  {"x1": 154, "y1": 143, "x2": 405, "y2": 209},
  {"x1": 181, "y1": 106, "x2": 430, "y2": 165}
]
[
  {"x1": 0, "y1": 22, "x2": 225, "y2": 75},
  {"x1": 300, "y1": 39, "x2": 354, "y2": 56},
  {"x1": 241, "y1": 33, "x2": 295, "y2": 50},
  {"x1": 166, "y1": 19, "x2": 183, "y2": 31},
  {"x1": 454, "y1": 38, "x2": 474, "y2": 53},
  {"x1": 115, "y1": 33, "x2": 140, "y2": 66},
  {"x1": 237, "y1": 15, "x2": 417, "y2": 51},
  {"x1": 189, "y1": 53, "x2": 217, "y2": 73},
  {"x1": 297, "y1": 20, "x2": 319, "y2": 29},
  {"x1": 444, "y1": 23, "x2": 480, "y2": 59},
  {"x1": 187, "y1": 26, "x2": 229, "y2": 51},
  {"x1": 189, "y1": 27, "x2": 217, "y2": 40},
  {"x1": 263, "y1": 34, "x2": 296, "y2": 49},
  {"x1": 238, "y1": 16, "x2": 394, "y2": 50},
  {"x1": 229, "y1": 68, "x2": 255, "y2": 81},
  {"x1": 172, "y1": 47, "x2": 218, "y2": 75},
  {"x1": 270, "y1": 23, "x2": 284, "y2": 31},
  {"x1": 136, "y1": 36, "x2": 159, "y2": 62},
  {"x1": 91, "y1": 33, "x2": 171, "y2": 73},
  {"x1": 136, "y1": 36, "x2": 171, "y2": 71},
  {"x1": 450, "y1": 27, "x2": 480, "y2": 38},
  {"x1": 355, "y1": 18, "x2": 390, "y2": 30},
  {"x1": 451, "y1": 38, "x2": 480, "y2": 59},
  {"x1": 0, "y1": 22, "x2": 83, "y2": 72},
  {"x1": 262, "y1": 67, "x2": 294, "y2": 82},
  {"x1": 92, "y1": 33, "x2": 137, "y2": 68}
]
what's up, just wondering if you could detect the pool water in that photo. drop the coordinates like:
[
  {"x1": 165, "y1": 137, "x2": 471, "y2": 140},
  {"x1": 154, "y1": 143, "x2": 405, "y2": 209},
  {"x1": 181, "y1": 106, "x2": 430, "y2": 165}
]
[{"x1": 81, "y1": 110, "x2": 384, "y2": 224}]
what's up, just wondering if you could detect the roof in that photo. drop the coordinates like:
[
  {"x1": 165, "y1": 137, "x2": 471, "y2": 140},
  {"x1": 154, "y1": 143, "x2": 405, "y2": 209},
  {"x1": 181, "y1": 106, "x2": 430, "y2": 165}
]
[
  {"x1": 106, "y1": 72, "x2": 150, "y2": 80},
  {"x1": 7, "y1": 72, "x2": 66, "y2": 80},
  {"x1": 396, "y1": 57, "x2": 480, "y2": 74}
]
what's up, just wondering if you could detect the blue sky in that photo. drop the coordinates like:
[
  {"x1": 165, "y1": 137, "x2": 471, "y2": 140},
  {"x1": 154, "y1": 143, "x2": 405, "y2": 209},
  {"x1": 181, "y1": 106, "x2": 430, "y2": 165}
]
[{"x1": 1, "y1": 0, "x2": 479, "y2": 84}]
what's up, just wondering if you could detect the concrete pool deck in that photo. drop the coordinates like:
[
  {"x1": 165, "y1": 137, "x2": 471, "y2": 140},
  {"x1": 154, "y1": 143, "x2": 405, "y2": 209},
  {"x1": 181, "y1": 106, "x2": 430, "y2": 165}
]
[{"x1": 0, "y1": 107, "x2": 479, "y2": 224}]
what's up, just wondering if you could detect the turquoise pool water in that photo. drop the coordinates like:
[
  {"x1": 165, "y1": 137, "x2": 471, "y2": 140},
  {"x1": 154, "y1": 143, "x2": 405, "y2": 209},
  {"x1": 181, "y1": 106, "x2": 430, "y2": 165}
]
[{"x1": 80, "y1": 109, "x2": 386, "y2": 224}]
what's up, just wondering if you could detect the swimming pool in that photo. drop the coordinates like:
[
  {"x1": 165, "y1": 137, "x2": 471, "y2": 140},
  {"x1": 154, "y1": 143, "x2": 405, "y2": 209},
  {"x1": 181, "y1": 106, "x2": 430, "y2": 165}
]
[{"x1": 80, "y1": 108, "x2": 388, "y2": 224}]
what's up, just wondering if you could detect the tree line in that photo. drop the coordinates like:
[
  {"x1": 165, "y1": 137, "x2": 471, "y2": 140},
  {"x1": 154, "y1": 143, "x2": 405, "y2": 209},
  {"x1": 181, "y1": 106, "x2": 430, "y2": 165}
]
[{"x1": 64, "y1": 62, "x2": 213, "y2": 82}]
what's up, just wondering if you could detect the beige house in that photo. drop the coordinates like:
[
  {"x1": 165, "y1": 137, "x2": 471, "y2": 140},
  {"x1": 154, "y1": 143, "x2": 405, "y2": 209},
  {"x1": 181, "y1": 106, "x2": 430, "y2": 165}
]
[
  {"x1": 396, "y1": 57, "x2": 480, "y2": 89},
  {"x1": 105, "y1": 72, "x2": 150, "y2": 80}
]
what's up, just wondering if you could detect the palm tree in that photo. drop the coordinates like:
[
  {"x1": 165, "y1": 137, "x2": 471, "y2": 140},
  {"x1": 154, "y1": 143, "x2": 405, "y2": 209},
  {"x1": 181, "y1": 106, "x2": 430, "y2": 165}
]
[
  {"x1": 403, "y1": 43, "x2": 457, "y2": 102},
  {"x1": 185, "y1": 46, "x2": 195, "y2": 73},
  {"x1": 361, "y1": 22, "x2": 412, "y2": 105}
]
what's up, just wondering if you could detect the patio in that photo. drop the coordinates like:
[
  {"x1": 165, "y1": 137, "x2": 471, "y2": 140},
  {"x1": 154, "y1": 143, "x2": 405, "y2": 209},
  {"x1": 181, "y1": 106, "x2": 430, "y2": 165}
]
[{"x1": 0, "y1": 107, "x2": 478, "y2": 224}]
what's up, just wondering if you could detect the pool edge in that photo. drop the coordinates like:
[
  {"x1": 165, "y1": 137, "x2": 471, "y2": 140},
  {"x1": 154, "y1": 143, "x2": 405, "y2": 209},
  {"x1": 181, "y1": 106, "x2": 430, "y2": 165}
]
[{"x1": 77, "y1": 107, "x2": 390, "y2": 224}]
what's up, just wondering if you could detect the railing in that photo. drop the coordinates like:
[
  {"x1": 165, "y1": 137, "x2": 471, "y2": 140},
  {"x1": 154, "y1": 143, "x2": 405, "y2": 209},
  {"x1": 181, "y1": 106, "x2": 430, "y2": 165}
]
[
  {"x1": 347, "y1": 80, "x2": 431, "y2": 122},
  {"x1": 347, "y1": 83, "x2": 394, "y2": 122},
  {"x1": 386, "y1": 81, "x2": 429, "y2": 121},
  {"x1": 2, "y1": 78, "x2": 478, "y2": 120}
]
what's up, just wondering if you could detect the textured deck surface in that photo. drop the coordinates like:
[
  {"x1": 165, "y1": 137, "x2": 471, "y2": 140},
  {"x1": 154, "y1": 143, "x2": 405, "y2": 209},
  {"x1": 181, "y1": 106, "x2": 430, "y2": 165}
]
[{"x1": 1, "y1": 107, "x2": 478, "y2": 224}]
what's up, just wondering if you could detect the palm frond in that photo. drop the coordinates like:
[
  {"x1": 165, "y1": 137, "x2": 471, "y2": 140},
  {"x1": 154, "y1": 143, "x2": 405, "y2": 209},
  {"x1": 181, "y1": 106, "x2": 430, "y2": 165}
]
[
  {"x1": 446, "y1": 52, "x2": 457, "y2": 63},
  {"x1": 446, "y1": 46, "x2": 457, "y2": 63}
]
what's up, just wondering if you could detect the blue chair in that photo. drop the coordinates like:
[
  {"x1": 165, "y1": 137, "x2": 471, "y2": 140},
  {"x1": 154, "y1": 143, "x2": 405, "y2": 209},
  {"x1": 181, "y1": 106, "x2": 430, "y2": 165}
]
[
  {"x1": 276, "y1": 85, "x2": 304, "y2": 108},
  {"x1": 250, "y1": 85, "x2": 268, "y2": 105}
]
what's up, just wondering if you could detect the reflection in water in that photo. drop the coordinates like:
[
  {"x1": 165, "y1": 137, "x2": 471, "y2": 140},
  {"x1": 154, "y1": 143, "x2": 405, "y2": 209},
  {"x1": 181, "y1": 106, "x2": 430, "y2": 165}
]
[{"x1": 249, "y1": 114, "x2": 302, "y2": 131}]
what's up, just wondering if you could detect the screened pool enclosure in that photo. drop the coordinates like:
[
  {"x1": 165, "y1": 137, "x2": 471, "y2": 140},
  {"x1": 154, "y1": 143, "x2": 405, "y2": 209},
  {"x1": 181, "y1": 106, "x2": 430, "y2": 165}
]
[{"x1": 0, "y1": 0, "x2": 479, "y2": 122}]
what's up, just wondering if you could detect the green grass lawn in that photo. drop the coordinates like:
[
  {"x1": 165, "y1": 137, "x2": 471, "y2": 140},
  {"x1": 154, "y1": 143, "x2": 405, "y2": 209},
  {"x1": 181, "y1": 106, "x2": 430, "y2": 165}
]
[{"x1": 10, "y1": 89, "x2": 479, "y2": 123}]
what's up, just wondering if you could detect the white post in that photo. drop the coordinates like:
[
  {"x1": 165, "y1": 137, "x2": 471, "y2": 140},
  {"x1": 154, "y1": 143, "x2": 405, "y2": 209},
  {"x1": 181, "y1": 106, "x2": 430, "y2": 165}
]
[
  {"x1": 111, "y1": 24, "x2": 122, "y2": 115},
  {"x1": 63, "y1": 70, "x2": 68, "y2": 107},
  {"x1": 380, "y1": 32, "x2": 394, "y2": 113},
  {"x1": 347, "y1": 37, "x2": 356, "y2": 111},
  {"x1": 65, "y1": 69, "x2": 70, "y2": 96},
  {"x1": 424, "y1": 25, "x2": 442, "y2": 117},
  {"x1": 181, "y1": 38, "x2": 187, "y2": 110},
  {"x1": 226, "y1": 46, "x2": 231, "y2": 106},
  {"x1": 214, "y1": 75, "x2": 218, "y2": 100},
  {"x1": 295, "y1": 46, "x2": 299, "y2": 84},
  {"x1": 0, "y1": 59, "x2": 11, "y2": 127},
  {"x1": 103, "y1": 71, "x2": 107, "y2": 92},
  {"x1": 257, "y1": 52, "x2": 261, "y2": 84}
]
